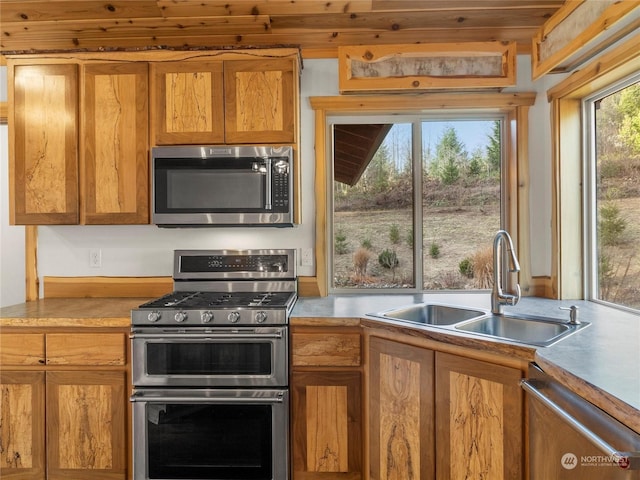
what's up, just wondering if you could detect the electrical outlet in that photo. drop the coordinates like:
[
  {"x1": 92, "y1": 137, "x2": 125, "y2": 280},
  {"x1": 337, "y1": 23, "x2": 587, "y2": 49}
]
[
  {"x1": 89, "y1": 249, "x2": 102, "y2": 268},
  {"x1": 301, "y1": 248, "x2": 314, "y2": 267}
]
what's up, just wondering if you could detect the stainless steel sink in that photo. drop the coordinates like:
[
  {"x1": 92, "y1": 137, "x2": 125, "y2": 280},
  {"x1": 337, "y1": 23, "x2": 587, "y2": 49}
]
[
  {"x1": 368, "y1": 302, "x2": 590, "y2": 347},
  {"x1": 370, "y1": 303, "x2": 487, "y2": 326},
  {"x1": 455, "y1": 314, "x2": 589, "y2": 347}
]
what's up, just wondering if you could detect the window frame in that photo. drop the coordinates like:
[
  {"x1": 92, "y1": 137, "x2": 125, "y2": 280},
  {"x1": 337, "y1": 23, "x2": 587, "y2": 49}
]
[
  {"x1": 547, "y1": 34, "x2": 640, "y2": 302},
  {"x1": 583, "y1": 72, "x2": 640, "y2": 311},
  {"x1": 327, "y1": 114, "x2": 508, "y2": 294},
  {"x1": 308, "y1": 93, "x2": 536, "y2": 297}
]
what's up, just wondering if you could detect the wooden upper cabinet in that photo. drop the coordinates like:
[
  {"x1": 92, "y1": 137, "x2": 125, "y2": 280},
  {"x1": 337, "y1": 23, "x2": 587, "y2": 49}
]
[
  {"x1": 151, "y1": 61, "x2": 225, "y2": 145},
  {"x1": 10, "y1": 64, "x2": 79, "y2": 225},
  {"x1": 82, "y1": 63, "x2": 149, "y2": 224},
  {"x1": 224, "y1": 58, "x2": 297, "y2": 144}
]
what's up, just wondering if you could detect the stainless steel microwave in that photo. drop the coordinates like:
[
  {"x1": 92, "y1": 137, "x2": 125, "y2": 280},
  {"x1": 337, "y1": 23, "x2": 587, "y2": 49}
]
[{"x1": 151, "y1": 145, "x2": 293, "y2": 227}]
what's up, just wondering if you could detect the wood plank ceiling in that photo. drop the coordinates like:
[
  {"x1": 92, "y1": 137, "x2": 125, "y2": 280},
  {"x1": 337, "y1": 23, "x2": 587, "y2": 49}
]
[{"x1": 0, "y1": 0, "x2": 566, "y2": 57}]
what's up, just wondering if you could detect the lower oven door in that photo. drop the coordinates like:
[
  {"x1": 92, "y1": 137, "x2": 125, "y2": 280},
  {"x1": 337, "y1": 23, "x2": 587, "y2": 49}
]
[
  {"x1": 131, "y1": 326, "x2": 288, "y2": 387},
  {"x1": 131, "y1": 388, "x2": 289, "y2": 480}
]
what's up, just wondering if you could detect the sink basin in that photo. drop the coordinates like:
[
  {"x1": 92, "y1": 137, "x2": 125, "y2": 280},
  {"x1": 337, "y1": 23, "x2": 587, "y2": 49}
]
[
  {"x1": 455, "y1": 314, "x2": 589, "y2": 347},
  {"x1": 371, "y1": 303, "x2": 487, "y2": 326}
]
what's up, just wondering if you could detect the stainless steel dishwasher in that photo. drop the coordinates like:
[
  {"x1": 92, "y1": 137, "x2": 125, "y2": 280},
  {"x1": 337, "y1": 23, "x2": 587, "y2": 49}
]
[{"x1": 522, "y1": 364, "x2": 640, "y2": 479}]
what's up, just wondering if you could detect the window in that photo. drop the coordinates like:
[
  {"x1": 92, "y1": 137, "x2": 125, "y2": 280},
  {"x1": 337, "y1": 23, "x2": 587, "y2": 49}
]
[
  {"x1": 330, "y1": 116, "x2": 503, "y2": 292},
  {"x1": 585, "y1": 75, "x2": 640, "y2": 311}
]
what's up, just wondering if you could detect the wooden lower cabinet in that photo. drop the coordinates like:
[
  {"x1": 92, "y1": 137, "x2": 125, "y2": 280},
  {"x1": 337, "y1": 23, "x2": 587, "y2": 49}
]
[
  {"x1": 435, "y1": 351, "x2": 524, "y2": 480},
  {"x1": 290, "y1": 326, "x2": 363, "y2": 480},
  {"x1": 0, "y1": 330, "x2": 129, "y2": 480},
  {"x1": 0, "y1": 371, "x2": 46, "y2": 479},
  {"x1": 368, "y1": 336, "x2": 435, "y2": 480},
  {"x1": 367, "y1": 333, "x2": 525, "y2": 480},
  {"x1": 291, "y1": 371, "x2": 363, "y2": 479},
  {"x1": 46, "y1": 371, "x2": 127, "y2": 480}
]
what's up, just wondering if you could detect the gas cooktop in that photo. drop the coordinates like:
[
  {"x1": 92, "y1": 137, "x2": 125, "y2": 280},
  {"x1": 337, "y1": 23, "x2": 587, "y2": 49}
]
[
  {"x1": 131, "y1": 249, "x2": 297, "y2": 327},
  {"x1": 139, "y1": 291, "x2": 297, "y2": 310}
]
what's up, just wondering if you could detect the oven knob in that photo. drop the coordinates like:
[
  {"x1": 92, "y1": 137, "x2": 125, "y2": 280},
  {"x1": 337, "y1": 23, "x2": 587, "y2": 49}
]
[
  {"x1": 174, "y1": 311, "x2": 188, "y2": 323},
  {"x1": 227, "y1": 311, "x2": 240, "y2": 323},
  {"x1": 147, "y1": 311, "x2": 162, "y2": 323},
  {"x1": 255, "y1": 311, "x2": 268, "y2": 323},
  {"x1": 201, "y1": 311, "x2": 214, "y2": 323}
]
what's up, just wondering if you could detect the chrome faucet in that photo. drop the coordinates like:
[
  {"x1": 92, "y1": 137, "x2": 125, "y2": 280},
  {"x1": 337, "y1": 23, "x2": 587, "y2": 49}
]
[{"x1": 491, "y1": 229, "x2": 521, "y2": 315}]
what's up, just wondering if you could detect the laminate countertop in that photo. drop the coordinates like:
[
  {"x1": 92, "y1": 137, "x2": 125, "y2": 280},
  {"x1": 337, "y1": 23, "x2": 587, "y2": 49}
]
[
  {"x1": 292, "y1": 293, "x2": 640, "y2": 434},
  {"x1": 2, "y1": 294, "x2": 638, "y2": 433},
  {"x1": 0, "y1": 298, "x2": 150, "y2": 327}
]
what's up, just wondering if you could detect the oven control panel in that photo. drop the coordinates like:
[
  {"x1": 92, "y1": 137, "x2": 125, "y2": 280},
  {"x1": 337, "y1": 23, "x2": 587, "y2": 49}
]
[{"x1": 173, "y1": 249, "x2": 296, "y2": 280}]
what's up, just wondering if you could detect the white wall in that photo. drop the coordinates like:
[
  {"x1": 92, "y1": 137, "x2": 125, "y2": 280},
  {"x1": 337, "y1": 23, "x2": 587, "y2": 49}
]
[
  {"x1": 1, "y1": 57, "x2": 560, "y2": 304},
  {"x1": 1, "y1": 65, "x2": 27, "y2": 307}
]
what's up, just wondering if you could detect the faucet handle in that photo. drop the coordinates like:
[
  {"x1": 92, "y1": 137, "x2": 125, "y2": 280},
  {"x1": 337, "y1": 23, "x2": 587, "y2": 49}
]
[
  {"x1": 507, "y1": 283, "x2": 521, "y2": 306},
  {"x1": 559, "y1": 305, "x2": 580, "y2": 325}
]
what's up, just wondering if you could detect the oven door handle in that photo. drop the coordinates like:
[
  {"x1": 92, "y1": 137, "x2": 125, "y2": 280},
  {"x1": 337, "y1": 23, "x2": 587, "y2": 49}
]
[
  {"x1": 130, "y1": 332, "x2": 283, "y2": 340},
  {"x1": 130, "y1": 392, "x2": 286, "y2": 404}
]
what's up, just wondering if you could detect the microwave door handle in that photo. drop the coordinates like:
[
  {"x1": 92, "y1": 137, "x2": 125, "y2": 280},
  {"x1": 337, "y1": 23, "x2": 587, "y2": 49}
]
[{"x1": 264, "y1": 157, "x2": 272, "y2": 210}]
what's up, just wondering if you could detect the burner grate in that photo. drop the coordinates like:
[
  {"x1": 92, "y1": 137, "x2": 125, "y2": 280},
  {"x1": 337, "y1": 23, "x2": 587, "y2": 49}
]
[{"x1": 139, "y1": 291, "x2": 294, "y2": 309}]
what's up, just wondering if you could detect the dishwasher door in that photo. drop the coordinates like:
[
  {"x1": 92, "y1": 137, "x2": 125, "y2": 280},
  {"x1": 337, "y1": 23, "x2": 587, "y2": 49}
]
[{"x1": 522, "y1": 364, "x2": 640, "y2": 479}]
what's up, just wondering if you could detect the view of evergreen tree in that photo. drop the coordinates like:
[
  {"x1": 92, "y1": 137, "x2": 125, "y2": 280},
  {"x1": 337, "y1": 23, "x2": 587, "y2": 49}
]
[
  {"x1": 430, "y1": 126, "x2": 467, "y2": 182},
  {"x1": 593, "y1": 80, "x2": 640, "y2": 310},
  {"x1": 618, "y1": 84, "x2": 640, "y2": 154},
  {"x1": 486, "y1": 120, "x2": 501, "y2": 174},
  {"x1": 363, "y1": 143, "x2": 393, "y2": 193},
  {"x1": 468, "y1": 147, "x2": 484, "y2": 176}
]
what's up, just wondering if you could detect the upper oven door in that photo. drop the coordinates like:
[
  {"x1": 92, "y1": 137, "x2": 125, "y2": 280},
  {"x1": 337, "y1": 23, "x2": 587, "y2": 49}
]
[
  {"x1": 151, "y1": 145, "x2": 292, "y2": 226},
  {"x1": 131, "y1": 326, "x2": 288, "y2": 387}
]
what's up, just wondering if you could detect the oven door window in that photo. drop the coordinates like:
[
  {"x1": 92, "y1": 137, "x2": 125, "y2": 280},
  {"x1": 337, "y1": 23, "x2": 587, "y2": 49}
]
[
  {"x1": 146, "y1": 342, "x2": 272, "y2": 376},
  {"x1": 147, "y1": 403, "x2": 272, "y2": 479}
]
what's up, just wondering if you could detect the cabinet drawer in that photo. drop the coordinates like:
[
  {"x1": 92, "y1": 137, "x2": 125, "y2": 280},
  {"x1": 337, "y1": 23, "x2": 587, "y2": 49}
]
[
  {"x1": 46, "y1": 333, "x2": 126, "y2": 366},
  {"x1": 0, "y1": 333, "x2": 45, "y2": 365},
  {"x1": 292, "y1": 332, "x2": 361, "y2": 367}
]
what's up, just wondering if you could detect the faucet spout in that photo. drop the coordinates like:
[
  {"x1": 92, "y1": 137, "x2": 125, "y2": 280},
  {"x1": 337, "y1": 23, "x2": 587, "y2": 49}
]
[{"x1": 491, "y1": 230, "x2": 521, "y2": 315}]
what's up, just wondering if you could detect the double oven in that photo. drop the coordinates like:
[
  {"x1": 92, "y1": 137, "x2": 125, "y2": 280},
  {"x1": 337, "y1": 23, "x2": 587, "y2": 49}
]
[{"x1": 131, "y1": 249, "x2": 296, "y2": 480}]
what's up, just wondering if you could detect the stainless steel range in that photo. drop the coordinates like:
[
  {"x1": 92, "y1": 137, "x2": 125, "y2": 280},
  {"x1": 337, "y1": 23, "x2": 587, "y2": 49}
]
[{"x1": 131, "y1": 249, "x2": 296, "y2": 480}]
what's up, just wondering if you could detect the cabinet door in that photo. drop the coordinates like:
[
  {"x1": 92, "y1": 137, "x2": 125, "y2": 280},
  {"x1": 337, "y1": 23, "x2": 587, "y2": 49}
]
[
  {"x1": 435, "y1": 352, "x2": 523, "y2": 480},
  {"x1": 46, "y1": 371, "x2": 127, "y2": 480},
  {"x1": 369, "y1": 336, "x2": 435, "y2": 480},
  {"x1": 224, "y1": 58, "x2": 296, "y2": 144},
  {"x1": 291, "y1": 371, "x2": 362, "y2": 480},
  {"x1": 11, "y1": 64, "x2": 79, "y2": 224},
  {"x1": 82, "y1": 63, "x2": 149, "y2": 224},
  {"x1": 0, "y1": 371, "x2": 46, "y2": 480},
  {"x1": 151, "y1": 61, "x2": 225, "y2": 145}
]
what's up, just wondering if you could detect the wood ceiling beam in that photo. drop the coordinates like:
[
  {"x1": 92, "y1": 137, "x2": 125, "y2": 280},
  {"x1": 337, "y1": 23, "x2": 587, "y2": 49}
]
[
  {"x1": 0, "y1": 1, "x2": 162, "y2": 22},
  {"x1": 0, "y1": 0, "x2": 562, "y2": 55},
  {"x1": 270, "y1": 9, "x2": 558, "y2": 31},
  {"x1": 1, "y1": 28, "x2": 538, "y2": 55},
  {"x1": 1, "y1": 16, "x2": 272, "y2": 43},
  {"x1": 157, "y1": 0, "x2": 374, "y2": 16},
  {"x1": 372, "y1": 0, "x2": 564, "y2": 10}
]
